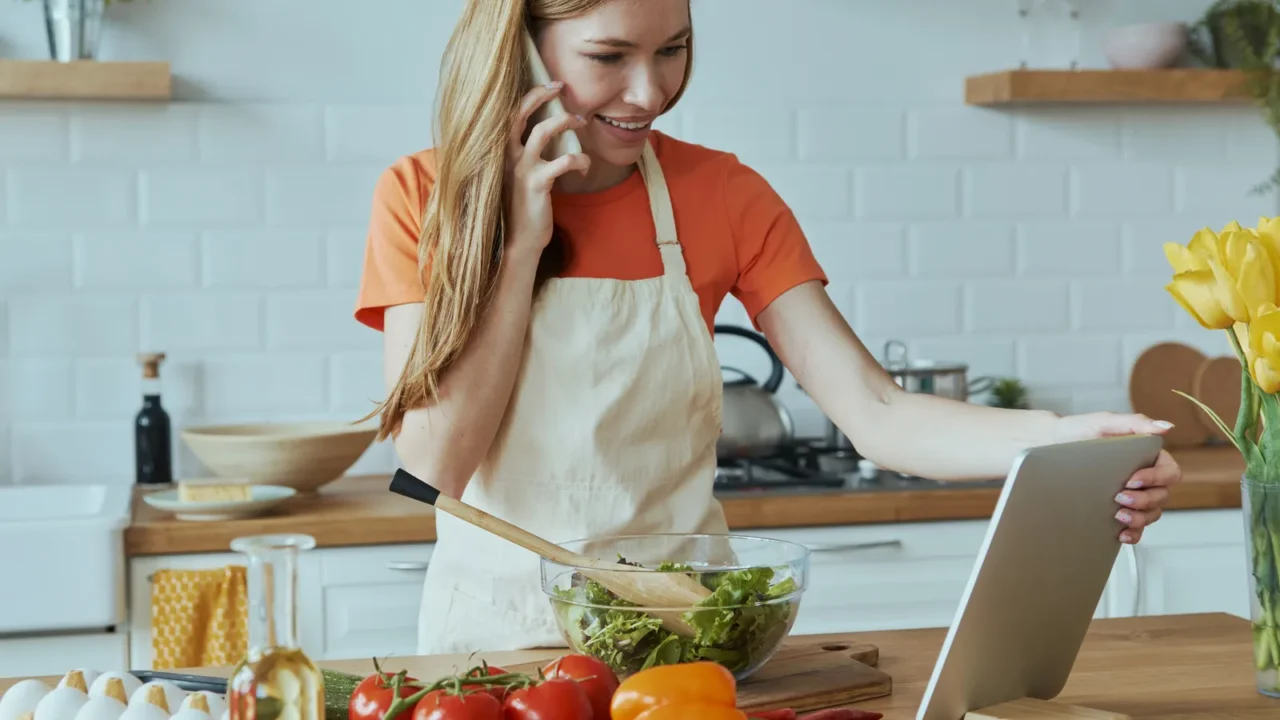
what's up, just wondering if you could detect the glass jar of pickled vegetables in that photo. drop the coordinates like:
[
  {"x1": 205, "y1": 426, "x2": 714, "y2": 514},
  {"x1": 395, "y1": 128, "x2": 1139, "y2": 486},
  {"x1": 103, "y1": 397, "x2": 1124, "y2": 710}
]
[{"x1": 227, "y1": 534, "x2": 323, "y2": 720}]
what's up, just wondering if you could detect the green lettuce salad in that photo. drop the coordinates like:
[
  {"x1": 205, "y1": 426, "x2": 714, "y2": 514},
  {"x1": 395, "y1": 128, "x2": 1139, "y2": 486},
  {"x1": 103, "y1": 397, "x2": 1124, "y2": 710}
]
[{"x1": 550, "y1": 559, "x2": 799, "y2": 676}]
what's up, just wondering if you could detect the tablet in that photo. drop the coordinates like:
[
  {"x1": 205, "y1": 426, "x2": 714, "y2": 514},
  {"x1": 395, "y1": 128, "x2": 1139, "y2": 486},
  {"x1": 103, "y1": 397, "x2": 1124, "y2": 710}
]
[{"x1": 915, "y1": 434, "x2": 1164, "y2": 720}]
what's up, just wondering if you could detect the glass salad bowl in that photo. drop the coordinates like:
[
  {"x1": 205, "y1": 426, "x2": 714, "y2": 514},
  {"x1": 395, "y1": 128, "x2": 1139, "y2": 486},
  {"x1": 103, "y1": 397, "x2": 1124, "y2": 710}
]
[{"x1": 541, "y1": 533, "x2": 810, "y2": 681}]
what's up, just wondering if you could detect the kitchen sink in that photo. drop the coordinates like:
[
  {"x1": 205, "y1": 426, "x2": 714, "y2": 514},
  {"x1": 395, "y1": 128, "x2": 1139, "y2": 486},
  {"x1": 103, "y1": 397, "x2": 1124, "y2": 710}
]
[{"x1": 0, "y1": 483, "x2": 133, "y2": 634}]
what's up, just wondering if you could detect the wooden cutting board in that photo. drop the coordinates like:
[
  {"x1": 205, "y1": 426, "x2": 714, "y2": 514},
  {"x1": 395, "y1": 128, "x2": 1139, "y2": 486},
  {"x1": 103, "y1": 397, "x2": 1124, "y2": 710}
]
[
  {"x1": 1128, "y1": 342, "x2": 1212, "y2": 447},
  {"x1": 1192, "y1": 355, "x2": 1244, "y2": 442},
  {"x1": 508, "y1": 641, "x2": 891, "y2": 714}
]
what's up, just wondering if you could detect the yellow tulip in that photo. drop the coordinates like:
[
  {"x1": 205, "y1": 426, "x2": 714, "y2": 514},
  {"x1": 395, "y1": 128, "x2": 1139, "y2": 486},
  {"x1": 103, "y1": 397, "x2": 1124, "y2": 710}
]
[
  {"x1": 1250, "y1": 304, "x2": 1280, "y2": 393},
  {"x1": 1167, "y1": 268, "x2": 1237, "y2": 329},
  {"x1": 1164, "y1": 223, "x2": 1280, "y2": 326},
  {"x1": 1259, "y1": 216, "x2": 1280, "y2": 238},
  {"x1": 1224, "y1": 229, "x2": 1278, "y2": 319}
]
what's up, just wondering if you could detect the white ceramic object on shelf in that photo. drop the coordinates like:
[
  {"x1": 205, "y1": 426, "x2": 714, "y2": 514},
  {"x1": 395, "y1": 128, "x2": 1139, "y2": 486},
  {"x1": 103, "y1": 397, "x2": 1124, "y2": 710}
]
[
  {"x1": 1104, "y1": 21, "x2": 1187, "y2": 69},
  {"x1": 142, "y1": 485, "x2": 297, "y2": 521}
]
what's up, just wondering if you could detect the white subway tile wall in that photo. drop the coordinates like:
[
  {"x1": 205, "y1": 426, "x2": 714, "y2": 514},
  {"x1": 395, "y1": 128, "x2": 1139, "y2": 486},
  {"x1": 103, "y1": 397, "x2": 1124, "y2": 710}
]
[{"x1": 0, "y1": 0, "x2": 1276, "y2": 484}]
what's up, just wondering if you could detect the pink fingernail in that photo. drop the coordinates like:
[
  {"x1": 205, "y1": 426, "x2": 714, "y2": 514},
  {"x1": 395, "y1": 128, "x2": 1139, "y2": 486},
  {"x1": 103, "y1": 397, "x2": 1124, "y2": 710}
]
[
  {"x1": 1126, "y1": 479, "x2": 1143, "y2": 489},
  {"x1": 1116, "y1": 510, "x2": 1132, "y2": 523}
]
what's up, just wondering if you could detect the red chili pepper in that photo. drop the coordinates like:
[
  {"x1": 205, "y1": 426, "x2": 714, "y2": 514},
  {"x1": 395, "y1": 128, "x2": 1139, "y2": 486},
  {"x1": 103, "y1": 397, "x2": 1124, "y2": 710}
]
[
  {"x1": 797, "y1": 709, "x2": 884, "y2": 720},
  {"x1": 748, "y1": 709, "x2": 797, "y2": 720}
]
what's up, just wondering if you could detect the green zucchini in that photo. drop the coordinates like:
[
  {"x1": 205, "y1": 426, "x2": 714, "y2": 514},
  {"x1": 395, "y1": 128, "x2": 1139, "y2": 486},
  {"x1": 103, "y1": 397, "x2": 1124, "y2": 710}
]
[{"x1": 321, "y1": 669, "x2": 365, "y2": 720}]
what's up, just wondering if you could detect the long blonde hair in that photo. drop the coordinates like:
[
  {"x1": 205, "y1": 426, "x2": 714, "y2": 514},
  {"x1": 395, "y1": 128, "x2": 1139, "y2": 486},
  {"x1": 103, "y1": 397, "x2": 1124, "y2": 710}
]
[{"x1": 365, "y1": 0, "x2": 695, "y2": 439}]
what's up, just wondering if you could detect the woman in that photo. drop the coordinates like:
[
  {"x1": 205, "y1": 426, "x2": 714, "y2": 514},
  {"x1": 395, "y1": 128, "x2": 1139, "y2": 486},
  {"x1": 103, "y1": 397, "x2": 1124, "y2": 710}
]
[{"x1": 354, "y1": 0, "x2": 1182, "y2": 654}]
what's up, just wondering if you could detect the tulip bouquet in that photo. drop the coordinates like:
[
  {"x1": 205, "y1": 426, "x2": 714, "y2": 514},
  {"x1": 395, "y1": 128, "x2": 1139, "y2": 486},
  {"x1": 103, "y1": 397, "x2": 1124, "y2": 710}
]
[{"x1": 1164, "y1": 217, "x2": 1280, "y2": 696}]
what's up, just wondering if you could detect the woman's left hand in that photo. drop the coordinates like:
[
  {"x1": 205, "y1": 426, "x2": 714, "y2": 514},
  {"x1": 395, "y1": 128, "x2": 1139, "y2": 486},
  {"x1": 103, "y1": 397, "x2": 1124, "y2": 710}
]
[{"x1": 1053, "y1": 412, "x2": 1183, "y2": 544}]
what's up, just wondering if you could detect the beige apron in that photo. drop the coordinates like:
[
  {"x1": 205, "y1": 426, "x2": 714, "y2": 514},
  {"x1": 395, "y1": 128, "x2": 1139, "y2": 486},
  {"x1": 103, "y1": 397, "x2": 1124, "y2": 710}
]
[{"x1": 416, "y1": 140, "x2": 729, "y2": 654}]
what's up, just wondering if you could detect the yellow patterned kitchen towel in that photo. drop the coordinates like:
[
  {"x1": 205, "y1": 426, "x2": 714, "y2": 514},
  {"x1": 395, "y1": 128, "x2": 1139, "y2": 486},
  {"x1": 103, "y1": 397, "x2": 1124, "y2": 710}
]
[{"x1": 151, "y1": 566, "x2": 248, "y2": 670}]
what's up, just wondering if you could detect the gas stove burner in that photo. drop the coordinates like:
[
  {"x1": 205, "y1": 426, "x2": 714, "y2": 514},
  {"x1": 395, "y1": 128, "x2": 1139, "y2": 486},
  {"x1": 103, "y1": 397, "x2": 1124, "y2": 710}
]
[
  {"x1": 713, "y1": 454, "x2": 849, "y2": 492},
  {"x1": 711, "y1": 436, "x2": 953, "y2": 493}
]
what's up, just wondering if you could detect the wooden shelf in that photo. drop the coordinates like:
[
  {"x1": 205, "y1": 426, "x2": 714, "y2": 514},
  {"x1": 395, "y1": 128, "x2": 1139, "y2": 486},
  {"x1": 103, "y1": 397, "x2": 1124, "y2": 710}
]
[
  {"x1": 0, "y1": 59, "x2": 171, "y2": 101},
  {"x1": 965, "y1": 68, "x2": 1255, "y2": 106}
]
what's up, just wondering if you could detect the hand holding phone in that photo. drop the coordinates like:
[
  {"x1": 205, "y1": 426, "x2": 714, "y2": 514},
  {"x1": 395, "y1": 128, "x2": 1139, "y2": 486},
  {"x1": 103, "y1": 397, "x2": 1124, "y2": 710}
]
[{"x1": 523, "y1": 29, "x2": 583, "y2": 162}]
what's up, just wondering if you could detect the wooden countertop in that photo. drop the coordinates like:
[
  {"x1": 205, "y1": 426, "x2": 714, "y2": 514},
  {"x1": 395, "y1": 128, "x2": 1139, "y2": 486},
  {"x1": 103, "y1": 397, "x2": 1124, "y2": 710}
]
[
  {"x1": 123, "y1": 445, "x2": 1246, "y2": 557},
  {"x1": 2, "y1": 613, "x2": 1272, "y2": 717}
]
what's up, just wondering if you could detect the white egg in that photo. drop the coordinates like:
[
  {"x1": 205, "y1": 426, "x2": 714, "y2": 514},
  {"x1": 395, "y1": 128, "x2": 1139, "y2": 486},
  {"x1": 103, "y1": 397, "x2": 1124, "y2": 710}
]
[
  {"x1": 116, "y1": 704, "x2": 168, "y2": 720},
  {"x1": 0, "y1": 679, "x2": 51, "y2": 720},
  {"x1": 127, "y1": 682, "x2": 185, "y2": 716},
  {"x1": 72, "y1": 696, "x2": 125, "y2": 720},
  {"x1": 33, "y1": 687, "x2": 88, "y2": 720},
  {"x1": 179, "y1": 693, "x2": 224, "y2": 719},
  {"x1": 56, "y1": 673, "x2": 97, "y2": 695},
  {"x1": 86, "y1": 676, "x2": 139, "y2": 704},
  {"x1": 170, "y1": 710, "x2": 210, "y2": 720}
]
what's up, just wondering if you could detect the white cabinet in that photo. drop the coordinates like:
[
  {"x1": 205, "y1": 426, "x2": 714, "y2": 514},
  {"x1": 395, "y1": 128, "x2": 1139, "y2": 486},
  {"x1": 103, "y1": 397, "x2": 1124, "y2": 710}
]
[
  {"x1": 1104, "y1": 509, "x2": 1251, "y2": 620},
  {"x1": 740, "y1": 509, "x2": 1250, "y2": 637},
  {"x1": 747, "y1": 521, "x2": 991, "y2": 635},
  {"x1": 312, "y1": 543, "x2": 433, "y2": 661},
  {"x1": 126, "y1": 543, "x2": 434, "y2": 669},
  {"x1": 0, "y1": 631, "x2": 129, "y2": 678},
  {"x1": 123, "y1": 507, "x2": 1254, "y2": 667}
]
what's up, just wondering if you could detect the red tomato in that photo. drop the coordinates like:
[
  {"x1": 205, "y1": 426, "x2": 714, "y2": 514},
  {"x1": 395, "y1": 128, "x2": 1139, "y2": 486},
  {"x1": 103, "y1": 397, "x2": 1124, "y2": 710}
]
[
  {"x1": 411, "y1": 690, "x2": 503, "y2": 720},
  {"x1": 541, "y1": 654, "x2": 619, "y2": 719},
  {"x1": 502, "y1": 678, "x2": 593, "y2": 720},
  {"x1": 349, "y1": 673, "x2": 421, "y2": 720},
  {"x1": 461, "y1": 665, "x2": 511, "y2": 702}
]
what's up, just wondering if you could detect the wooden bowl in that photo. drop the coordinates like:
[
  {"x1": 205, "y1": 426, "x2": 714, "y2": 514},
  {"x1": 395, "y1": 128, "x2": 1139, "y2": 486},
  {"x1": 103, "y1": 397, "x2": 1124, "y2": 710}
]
[{"x1": 180, "y1": 421, "x2": 379, "y2": 493}]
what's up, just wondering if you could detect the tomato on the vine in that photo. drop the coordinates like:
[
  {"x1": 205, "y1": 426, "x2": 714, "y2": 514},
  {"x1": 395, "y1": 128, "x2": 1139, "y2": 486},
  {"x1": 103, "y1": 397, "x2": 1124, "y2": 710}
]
[
  {"x1": 411, "y1": 689, "x2": 502, "y2": 720},
  {"x1": 541, "y1": 654, "x2": 619, "y2": 719},
  {"x1": 349, "y1": 673, "x2": 421, "y2": 720},
  {"x1": 460, "y1": 664, "x2": 511, "y2": 702},
  {"x1": 609, "y1": 662, "x2": 739, "y2": 720},
  {"x1": 502, "y1": 678, "x2": 593, "y2": 720}
]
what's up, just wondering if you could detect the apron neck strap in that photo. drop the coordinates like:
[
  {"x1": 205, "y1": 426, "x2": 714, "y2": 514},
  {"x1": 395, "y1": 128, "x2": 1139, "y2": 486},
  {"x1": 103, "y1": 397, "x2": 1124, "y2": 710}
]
[
  {"x1": 635, "y1": 140, "x2": 686, "y2": 278},
  {"x1": 636, "y1": 141, "x2": 679, "y2": 249}
]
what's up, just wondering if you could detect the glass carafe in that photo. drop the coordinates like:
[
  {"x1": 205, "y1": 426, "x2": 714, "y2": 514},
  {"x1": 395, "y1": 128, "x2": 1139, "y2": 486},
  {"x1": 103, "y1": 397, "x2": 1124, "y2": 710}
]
[{"x1": 228, "y1": 534, "x2": 324, "y2": 720}]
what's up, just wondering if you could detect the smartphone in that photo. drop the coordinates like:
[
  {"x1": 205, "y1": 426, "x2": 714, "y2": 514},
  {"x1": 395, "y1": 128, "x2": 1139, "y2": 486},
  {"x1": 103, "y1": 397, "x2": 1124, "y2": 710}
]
[{"x1": 524, "y1": 29, "x2": 583, "y2": 162}]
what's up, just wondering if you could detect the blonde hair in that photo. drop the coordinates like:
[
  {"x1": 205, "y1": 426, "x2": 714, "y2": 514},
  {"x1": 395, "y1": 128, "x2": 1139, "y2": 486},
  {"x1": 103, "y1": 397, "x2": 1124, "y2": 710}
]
[{"x1": 364, "y1": 0, "x2": 695, "y2": 439}]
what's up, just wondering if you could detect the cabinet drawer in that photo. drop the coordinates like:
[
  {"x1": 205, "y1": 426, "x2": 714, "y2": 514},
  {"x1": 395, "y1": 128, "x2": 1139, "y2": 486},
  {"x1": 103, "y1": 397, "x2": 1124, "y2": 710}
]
[
  {"x1": 315, "y1": 543, "x2": 434, "y2": 660},
  {"x1": 746, "y1": 521, "x2": 988, "y2": 634},
  {"x1": 319, "y1": 543, "x2": 434, "y2": 585},
  {"x1": 321, "y1": 583, "x2": 425, "y2": 660}
]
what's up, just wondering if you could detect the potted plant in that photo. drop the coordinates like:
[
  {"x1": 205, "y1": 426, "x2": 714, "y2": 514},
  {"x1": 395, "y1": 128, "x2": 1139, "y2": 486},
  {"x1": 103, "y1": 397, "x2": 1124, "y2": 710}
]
[
  {"x1": 1186, "y1": 0, "x2": 1280, "y2": 193},
  {"x1": 20, "y1": 0, "x2": 141, "y2": 62},
  {"x1": 1163, "y1": 218, "x2": 1280, "y2": 696}
]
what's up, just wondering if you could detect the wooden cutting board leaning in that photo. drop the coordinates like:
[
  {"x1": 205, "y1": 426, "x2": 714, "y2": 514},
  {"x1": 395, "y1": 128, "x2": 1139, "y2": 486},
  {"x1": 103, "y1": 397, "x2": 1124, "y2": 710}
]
[{"x1": 1128, "y1": 341, "x2": 1241, "y2": 448}]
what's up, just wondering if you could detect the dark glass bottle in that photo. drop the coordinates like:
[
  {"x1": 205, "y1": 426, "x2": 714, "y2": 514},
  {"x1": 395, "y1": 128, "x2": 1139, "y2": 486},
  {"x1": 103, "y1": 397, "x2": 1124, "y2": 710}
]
[{"x1": 135, "y1": 352, "x2": 173, "y2": 486}]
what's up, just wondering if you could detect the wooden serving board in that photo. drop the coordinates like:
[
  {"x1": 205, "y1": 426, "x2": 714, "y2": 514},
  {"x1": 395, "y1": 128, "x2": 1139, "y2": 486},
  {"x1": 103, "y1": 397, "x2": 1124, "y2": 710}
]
[{"x1": 509, "y1": 641, "x2": 891, "y2": 714}]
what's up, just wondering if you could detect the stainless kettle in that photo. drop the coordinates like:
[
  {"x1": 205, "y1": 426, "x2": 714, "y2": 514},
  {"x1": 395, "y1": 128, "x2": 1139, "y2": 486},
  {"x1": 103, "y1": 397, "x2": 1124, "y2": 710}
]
[{"x1": 715, "y1": 325, "x2": 793, "y2": 459}]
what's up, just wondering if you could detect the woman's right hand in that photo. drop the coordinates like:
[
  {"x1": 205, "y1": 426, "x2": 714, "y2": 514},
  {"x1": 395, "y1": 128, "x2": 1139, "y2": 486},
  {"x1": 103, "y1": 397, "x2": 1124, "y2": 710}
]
[{"x1": 505, "y1": 81, "x2": 591, "y2": 255}]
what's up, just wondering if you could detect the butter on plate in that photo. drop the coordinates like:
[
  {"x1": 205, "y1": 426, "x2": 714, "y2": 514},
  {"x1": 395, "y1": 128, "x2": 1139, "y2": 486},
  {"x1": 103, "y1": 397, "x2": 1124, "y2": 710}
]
[{"x1": 177, "y1": 478, "x2": 253, "y2": 503}]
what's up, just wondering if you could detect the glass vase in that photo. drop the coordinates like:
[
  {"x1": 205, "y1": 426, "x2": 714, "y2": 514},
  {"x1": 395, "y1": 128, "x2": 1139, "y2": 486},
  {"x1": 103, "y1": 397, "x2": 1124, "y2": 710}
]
[
  {"x1": 228, "y1": 534, "x2": 324, "y2": 720},
  {"x1": 1242, "y1": 476, "x2": 1280, "y2": 697}
]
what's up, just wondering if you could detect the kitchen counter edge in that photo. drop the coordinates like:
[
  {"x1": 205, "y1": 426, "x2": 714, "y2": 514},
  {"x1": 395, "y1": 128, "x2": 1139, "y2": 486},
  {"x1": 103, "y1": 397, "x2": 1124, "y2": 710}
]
[{"x1": 123, "y1": 445, "x2": 1245, "y2": 557}]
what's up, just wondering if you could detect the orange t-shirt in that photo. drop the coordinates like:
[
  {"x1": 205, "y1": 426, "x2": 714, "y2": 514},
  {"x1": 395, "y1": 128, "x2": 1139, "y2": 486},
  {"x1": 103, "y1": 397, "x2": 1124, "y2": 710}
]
[{"x1": 353, "y1": 130, "x2": 828, "y2": 333}]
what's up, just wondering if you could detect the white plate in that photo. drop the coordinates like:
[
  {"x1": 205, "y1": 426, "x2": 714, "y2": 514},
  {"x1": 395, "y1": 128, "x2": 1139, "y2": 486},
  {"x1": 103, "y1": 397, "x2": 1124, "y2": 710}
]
[{"x1": 142, "y1": 485, "x2": 297, "y2": 521}]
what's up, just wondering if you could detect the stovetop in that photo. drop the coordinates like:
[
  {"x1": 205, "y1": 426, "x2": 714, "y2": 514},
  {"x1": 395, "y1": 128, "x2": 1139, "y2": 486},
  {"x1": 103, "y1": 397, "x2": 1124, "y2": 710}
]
[{"x1": 713, "y1": 438, "x2": 955, "y2": 494}]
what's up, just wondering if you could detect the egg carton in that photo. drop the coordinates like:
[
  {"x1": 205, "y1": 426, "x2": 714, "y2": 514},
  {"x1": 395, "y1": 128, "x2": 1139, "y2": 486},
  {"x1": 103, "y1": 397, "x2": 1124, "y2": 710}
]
[{"x1": 0, "y1": 671, "x2": 230, "y2": 720}]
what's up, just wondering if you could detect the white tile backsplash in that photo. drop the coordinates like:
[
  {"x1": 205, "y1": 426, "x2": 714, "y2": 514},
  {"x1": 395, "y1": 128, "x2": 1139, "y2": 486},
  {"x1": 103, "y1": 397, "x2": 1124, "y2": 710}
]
[{"x1": 1, "y1": 0, "x2": 1277, "y2": 484}]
